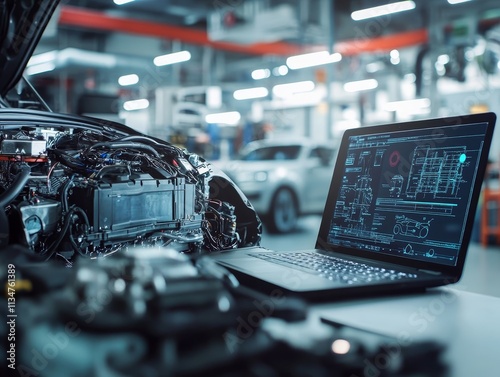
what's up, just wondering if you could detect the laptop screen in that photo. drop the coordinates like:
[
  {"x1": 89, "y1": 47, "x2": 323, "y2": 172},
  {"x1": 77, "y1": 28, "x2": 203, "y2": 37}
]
[{"x1": 323, "y1": 116, "x2": 494, "y2": 268}]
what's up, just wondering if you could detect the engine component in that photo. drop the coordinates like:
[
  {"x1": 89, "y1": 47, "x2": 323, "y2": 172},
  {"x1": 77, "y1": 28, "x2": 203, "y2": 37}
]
[
  {"x1": 204, "y1": 199, "x2": 239, "y2": 251},
  {"x1": 14, "y1": 198, "x2": 61, "y2": 250},
  {"x1": 67, "y1": 177, "x2": 201, "y2": 241},
  {"x1": 65, "y1": 246, "x2": 237, "y2": 328},
  {"x1": 0, "y1": 138, "x2": 46, "y2": 156},
  {"x1": 0, "y1": 109, "x2": 262, "y2": 261}
]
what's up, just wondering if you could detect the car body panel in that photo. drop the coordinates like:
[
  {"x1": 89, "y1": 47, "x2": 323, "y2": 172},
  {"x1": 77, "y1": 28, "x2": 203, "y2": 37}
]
[{"x1": 0, "y1": 0, "x2": 60, "y2": 98}]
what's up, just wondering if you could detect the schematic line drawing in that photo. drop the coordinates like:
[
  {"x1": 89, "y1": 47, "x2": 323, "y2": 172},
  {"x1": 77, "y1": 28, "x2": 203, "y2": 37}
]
[
  {"x1": 393, "y1": 215, "x2": 433, "y2": 238},
  {"x1": 406, "y1": 145, "x2": 468, "y2": 199}
]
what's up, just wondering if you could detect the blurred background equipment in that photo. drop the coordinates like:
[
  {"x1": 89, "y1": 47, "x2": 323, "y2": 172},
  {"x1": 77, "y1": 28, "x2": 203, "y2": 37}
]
[{"x1": 1, "y1": 243, "x2": 447, "y2": 377}]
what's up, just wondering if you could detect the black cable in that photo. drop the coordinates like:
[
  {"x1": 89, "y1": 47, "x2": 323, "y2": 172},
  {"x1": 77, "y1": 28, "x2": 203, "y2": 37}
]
[
  {"x1": 50, "y1": 149, "x2": 87, "y2": 172},
  {"x1": 44, "y1": 205, "x2": 90, "y2": 260},
  {"x1": 60, "y1": 175, "x2": 74, "y2": 214},
  {"x1": 88, "y1": 141, "x2": 161, "y2": 158},
  {"x1": 118, "y1": 135, "x2": 162, "y2": 145},
  {"x1": 118, "y1": 135, "x2": 184, "y2": 157},
  {"x1": 44, "y1": 208, "x2": 75, "y2": 261}
]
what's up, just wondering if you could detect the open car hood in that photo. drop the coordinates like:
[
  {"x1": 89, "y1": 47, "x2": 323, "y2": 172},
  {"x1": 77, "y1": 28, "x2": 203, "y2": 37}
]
[{"x1": 0, "y1": 0, "x2": 59, "y2": 98}]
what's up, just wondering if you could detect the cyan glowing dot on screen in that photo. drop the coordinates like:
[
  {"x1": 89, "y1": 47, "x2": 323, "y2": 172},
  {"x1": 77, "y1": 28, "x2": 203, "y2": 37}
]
[{"x1": 459, "y1": 154, "x2": 466, "y2": 163}]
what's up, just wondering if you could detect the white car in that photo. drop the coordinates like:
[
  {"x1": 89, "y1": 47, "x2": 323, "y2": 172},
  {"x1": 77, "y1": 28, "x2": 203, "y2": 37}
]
[{"x1": 221, "y1": 139, "x2": 337, "y2": 233}]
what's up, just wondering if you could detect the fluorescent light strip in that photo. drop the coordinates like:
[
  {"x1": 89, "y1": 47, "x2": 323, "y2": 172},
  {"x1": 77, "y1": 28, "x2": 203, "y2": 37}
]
[
  {"x1": 351, "y1": 1, "x2": 415, "y2": 21},
  {"x1": 153, "y1": 51, "x2": 191, "y2": 67},
  {"x1": 251, "y1": 68, "x2": 271, "y2": 80},
  {"x1": 205, "y1": 111, "x2": 241, "y2": 125},
  {"x1": 233, "y1": 87, "x2": 269, "y2": 100},
  {"x1": 114, "y1": 0, "x2": 135, "y2": 5},
  {"x1": 273, "y1": 80, "x2": 315, "y2": 98},
  {"x1": 123, "y1": 99, "x2": 149, "y2": 111},
  {"x1": 447, "y1": 0, "x2": 472, "y2": 4},
  {"x1": 286, "y1": 51, "x2": 342, "y2": 70},
  {"x1": 384, "y1": 98, "x2": 430, "y2": 112},
  {"x1": 343, "y1": 79, "x2": 378, "y2": 92},
  {"x1": 118, "y1": 74, "x2": 139, "y2": 86}
]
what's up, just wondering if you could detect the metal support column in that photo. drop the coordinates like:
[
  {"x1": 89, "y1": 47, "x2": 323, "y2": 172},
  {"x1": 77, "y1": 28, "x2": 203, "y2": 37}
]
[{"x1": 324, "y1": 0, "x2": 335, "y2": 139}]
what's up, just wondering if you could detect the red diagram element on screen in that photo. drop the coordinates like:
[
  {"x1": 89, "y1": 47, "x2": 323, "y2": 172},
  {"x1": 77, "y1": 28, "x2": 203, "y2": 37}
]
[{"x1": 389, "y1": 151, "x2": 400, "y2": 167}]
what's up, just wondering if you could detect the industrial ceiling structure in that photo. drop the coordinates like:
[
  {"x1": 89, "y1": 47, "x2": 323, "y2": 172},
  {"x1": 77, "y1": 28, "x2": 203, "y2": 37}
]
[{"x1": 28, "y1": 0, "x2": 500, "y2": 119}]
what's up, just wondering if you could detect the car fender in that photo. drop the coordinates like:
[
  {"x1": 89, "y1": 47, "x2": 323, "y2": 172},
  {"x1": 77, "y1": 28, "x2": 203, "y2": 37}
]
[{"x1": 208, "y1": 164, "x2": 263, "y2": 247}]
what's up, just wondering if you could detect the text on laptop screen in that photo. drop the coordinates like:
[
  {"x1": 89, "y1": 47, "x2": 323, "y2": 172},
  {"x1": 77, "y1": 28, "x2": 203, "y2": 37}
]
[{"x1": 327, "y1": 121, "x2": 489, "y2": 267}]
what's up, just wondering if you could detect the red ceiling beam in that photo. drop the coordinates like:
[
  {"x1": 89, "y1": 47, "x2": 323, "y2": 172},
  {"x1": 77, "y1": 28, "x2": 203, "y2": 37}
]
[
  {"x1": 58, "y1": 5, "x2": 304, "y2": 56},
  {"x1": 58, "y1": 5, "x2": 428, "y2": 57}
]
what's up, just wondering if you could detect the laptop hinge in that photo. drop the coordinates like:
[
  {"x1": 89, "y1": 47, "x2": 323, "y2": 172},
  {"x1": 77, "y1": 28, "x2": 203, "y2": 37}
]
[{"x1": 417, "y1": 269, "x2": 442, "y2": 276}]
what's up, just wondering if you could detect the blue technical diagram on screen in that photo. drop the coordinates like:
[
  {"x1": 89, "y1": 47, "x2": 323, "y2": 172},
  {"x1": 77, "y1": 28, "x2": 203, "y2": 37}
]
[{"x1": 327, "y1": 122, "x2": 489, "y2": 267}]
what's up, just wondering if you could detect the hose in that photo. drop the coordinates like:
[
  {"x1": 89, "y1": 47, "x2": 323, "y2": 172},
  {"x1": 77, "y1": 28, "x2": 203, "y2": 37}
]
[{"x1": 88, "y1": 142, "x2": 161, "y2": 158}]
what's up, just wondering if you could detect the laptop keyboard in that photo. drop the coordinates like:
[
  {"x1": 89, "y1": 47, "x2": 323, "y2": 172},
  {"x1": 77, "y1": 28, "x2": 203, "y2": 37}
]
[{"x1": 251, "y1": 252, "x2": 418, "y2": 285}]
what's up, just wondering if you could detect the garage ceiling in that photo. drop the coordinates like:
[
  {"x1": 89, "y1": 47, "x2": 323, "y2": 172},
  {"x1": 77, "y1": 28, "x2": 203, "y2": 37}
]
[{"x1": 30, "y1": 0, "x2": 500, "y2": 112}]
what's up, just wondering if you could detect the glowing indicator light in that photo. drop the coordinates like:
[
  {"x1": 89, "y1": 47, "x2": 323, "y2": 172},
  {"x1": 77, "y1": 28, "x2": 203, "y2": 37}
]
[{"x1": 459, "y1": 154, "x2": 466, "y2": 163}]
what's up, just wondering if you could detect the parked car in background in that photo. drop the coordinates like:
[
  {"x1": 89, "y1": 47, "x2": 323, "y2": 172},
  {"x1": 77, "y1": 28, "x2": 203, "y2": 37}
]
[{"x1": 220, "y1": 139, "x2": 337, "y2": 233}]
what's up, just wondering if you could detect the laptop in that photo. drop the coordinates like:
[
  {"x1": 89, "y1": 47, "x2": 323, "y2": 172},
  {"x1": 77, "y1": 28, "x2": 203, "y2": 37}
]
[{"x1": 211, "y1": 112, "x2": 497, "y2": 298}]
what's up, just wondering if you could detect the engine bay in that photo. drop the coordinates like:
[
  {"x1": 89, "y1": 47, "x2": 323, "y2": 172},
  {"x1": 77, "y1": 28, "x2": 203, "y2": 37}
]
[{"x1": 0, "y1": 110, "x2": 261, "y2": 263}]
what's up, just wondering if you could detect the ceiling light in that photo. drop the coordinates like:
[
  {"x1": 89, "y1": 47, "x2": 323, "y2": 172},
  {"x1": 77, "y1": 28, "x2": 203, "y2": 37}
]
[
  {"x1": 113, "y1": 0, "x2": 135, "y2": 5},
  {"x1": 351, "y1": 1, "x2": 415, "y2": 21},
  {"x1": 447, "y1": 0, "x2": 472, "y2": 4},
  {"x1": 205, "y1": 111, "x2": 241, "y2": 125},
  {"x1": 383, "y1": 98, "x2": 430, "y2": 112},
  {"x1": 273, "y1": 65, "x2": 289, "y2": 76},
  {"x1": 153, "y1": 51, "x2": 191, "y2": 66},
  {"x1": 286, "y1": 51, "x2": 341, "y2": 70},
  {"x1": 123, "y1": 99, "x2": 149, "y2": 111},
  {"x1": 251, "y1": 68, "x2": 271, "y2": 80},
  {"x1": 233, "y1": 87, "x2": 269, "y2": 100},
  {"x1": 118, "y1": 74, "x2": 139, "y2": 86},
  {"x1": 273, "y1": 80, "x2": 315, "y2": 98},
  {"x1": 390, "y1": 50, "x2": 400, "y2": 59},
  {"x1": 343, "y1": 79, "x2": 378, "y2": 92}
]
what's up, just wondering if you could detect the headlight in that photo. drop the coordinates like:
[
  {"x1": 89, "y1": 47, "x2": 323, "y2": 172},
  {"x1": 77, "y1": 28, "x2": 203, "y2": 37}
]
[{"x1": 254, "y1": 171, "x2": 268, "y2": 182}]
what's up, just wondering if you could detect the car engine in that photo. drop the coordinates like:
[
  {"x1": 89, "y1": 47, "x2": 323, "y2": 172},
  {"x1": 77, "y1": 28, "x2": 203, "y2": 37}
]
[{"x1": 0, "y1": 109, "x2": 261, "y2": 262}]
